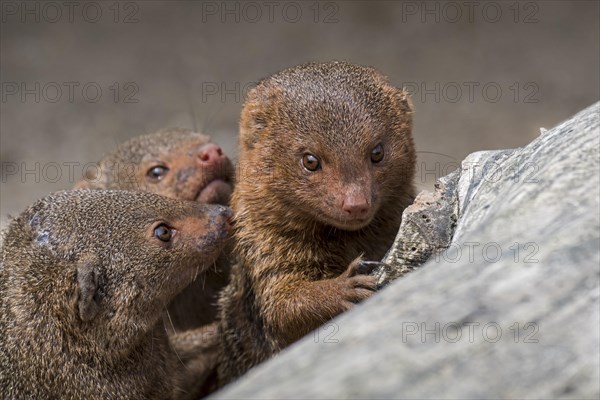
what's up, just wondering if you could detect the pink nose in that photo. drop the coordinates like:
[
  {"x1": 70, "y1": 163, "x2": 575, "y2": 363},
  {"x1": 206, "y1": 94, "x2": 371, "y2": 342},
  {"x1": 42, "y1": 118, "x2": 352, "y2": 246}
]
[
  {"x1": 342, "y1": 194, "x2": 370, "y2": 218},
  {"x1": 198, "y1": 143, "x2": 225, "y2": 164}
]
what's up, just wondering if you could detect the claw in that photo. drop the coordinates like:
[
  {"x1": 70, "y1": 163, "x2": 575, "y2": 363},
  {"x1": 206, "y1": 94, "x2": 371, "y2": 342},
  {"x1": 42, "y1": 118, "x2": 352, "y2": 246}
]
[{"x1": 350, "y1": 260, "x2": 390, "y2": 276}]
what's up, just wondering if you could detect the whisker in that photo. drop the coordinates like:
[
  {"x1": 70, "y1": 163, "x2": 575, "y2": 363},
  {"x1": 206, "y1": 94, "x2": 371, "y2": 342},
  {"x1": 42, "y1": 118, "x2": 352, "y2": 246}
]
[{"x1": 164, "y1": 308, "x2": 177, "y2": 336}]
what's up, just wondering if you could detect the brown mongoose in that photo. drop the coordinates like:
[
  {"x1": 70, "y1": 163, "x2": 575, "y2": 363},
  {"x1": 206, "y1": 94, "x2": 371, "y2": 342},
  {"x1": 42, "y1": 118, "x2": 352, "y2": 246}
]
[
  {"x1": 217, "y1": 61, "x2": 417, "y2": 383},
  {"x1": 75, "y1": 128, "x2": 234, "y2": 332},
  {"x1": 0, "y1": 189, "x2": 231, "y2": 399},
  {"x1": 75, "y1": 128, "x2": 234, "y2": 205}
]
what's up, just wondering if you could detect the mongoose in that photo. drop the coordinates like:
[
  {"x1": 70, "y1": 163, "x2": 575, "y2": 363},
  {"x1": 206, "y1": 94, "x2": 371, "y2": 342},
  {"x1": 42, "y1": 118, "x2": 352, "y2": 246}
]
[
  {"x1": 218, "y1": 61, "x2": 416, "y2": 383},
  {"x1": 76, "y1": 128, "x2": 234, "y2": 205},
  {"x1": 0, "y1": 190, "x2": 231, "y2": 399},
  {"x1": 75, "y1": 128, "x2": 234, "y2": 332}
]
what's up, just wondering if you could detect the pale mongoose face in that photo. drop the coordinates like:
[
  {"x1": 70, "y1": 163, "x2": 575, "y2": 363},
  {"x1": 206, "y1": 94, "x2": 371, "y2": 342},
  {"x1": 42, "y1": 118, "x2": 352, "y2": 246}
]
[
  {"x1": 0, "y1": 189, "x2": 231, "y2": 350},
  {"x1": 238, "y1": 61, "x2": 415, "y2": 231},
  {"x1": 77, "y1": 128, "x2": 234, "y2": 205}
]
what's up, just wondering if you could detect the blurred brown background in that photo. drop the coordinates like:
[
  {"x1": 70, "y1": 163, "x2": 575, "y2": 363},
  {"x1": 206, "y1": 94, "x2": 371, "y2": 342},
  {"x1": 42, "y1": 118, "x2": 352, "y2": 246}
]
[{"x1": 1, "y1": 1, "x2": 599, "y2": 227}]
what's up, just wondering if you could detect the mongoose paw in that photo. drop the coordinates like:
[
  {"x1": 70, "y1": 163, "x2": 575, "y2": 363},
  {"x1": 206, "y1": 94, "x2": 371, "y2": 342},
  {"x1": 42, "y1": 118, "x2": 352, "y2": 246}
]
[
  {"x1": 336, "y1": 257, "x2": 380, "y2": 308},
  {"x1": 351, "y1": 259, "x2": 395, "y2": 290}
]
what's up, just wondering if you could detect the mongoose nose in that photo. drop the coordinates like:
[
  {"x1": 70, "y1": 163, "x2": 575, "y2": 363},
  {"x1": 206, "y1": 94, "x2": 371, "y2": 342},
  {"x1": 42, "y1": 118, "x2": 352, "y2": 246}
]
[
  {"x1": 214, "y1": 205, "x2": 233, "y2": 219},
  {"x1": 203, "y1": 205, "x2": 234, "y2": 230},
  {"x1": 198, "y1": 143, "x2": 226, "y2": 164},
  {"x1": 341, "y1": 195, "x2": 370, "y2": 218}
]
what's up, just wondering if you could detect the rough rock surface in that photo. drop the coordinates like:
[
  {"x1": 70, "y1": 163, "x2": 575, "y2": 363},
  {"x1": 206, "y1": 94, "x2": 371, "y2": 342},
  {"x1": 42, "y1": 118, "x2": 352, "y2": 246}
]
[
  {"x1": 211, "y1": 102, "x2": 600, "y2": 399},
  {"x1": 376, "y1": 168, "x2": 459, "y2": 287}
]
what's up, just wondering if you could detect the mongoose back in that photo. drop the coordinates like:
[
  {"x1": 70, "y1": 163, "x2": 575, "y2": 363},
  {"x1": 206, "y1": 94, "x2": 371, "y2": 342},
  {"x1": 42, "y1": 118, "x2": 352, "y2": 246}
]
[
  {"x1": 75, "y1": 128, "x2": 234, "y2": 331},
  {"x1": 218, "y1": 61, "x2": 416, "y2": 383},
  {"x1": 0, "y1": 190, "x2": 231, "y2": 399}
]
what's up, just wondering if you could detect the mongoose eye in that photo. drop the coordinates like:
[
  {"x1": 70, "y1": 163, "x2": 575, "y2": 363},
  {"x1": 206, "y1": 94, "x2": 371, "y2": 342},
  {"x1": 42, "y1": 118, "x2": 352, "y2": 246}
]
[
  {"x1": 147, "y1": 165, "x2": 169, "y2": 181},
  {"x1": 154, "y1": 224, "x2": 173, "y2": 242},
  {"x1": 371, "y1": 144, "x2": 384, "y2": 163},
  {"x1": 302, "y1": 154, "x2": 321, "y2": 172}
]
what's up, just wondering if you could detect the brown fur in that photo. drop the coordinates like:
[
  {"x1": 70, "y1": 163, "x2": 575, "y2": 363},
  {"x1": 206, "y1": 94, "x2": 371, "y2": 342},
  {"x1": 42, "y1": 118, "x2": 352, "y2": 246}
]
[
  {"x1": 0, "y1": 190, "x2": 231, "y2": 399},
  {"x1": 217, "y1": 61, "x2": 417, "y2": 384},
  {"x1": 170, "y1": 324, "x2": 220, "y2": 399},
  {"x1": 74, "y1": 128, "x2": 234, "y2": 332}
]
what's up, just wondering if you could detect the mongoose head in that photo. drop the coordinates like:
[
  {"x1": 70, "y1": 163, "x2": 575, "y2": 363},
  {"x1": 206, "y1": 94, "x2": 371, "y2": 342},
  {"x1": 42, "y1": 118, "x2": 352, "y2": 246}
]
[
  {"x1": 76, "y1": 128, "x2": 234, "y2": 205},
  {"x1": 0, "y1": 190, "x2": 231, "y2": 352},
  {"x1": 237, "y1": 61, "x2": 415, "y2": 231}
]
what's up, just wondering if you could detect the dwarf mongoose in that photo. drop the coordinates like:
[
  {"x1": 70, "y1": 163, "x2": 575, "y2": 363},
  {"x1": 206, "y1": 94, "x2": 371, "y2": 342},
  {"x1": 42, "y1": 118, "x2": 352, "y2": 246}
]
[
  {"x1": 0, "y1": 190, "x2": 231, "y2": 399},
  {"x1": 76, "y1": 128, "x2": 233, "y2": 205},
  {"x1": 217, "y1": 61, "x2": 416, "y2": 383},
  {"x1": 75, "y1": 128, "x2": 234, "y2": 332}
]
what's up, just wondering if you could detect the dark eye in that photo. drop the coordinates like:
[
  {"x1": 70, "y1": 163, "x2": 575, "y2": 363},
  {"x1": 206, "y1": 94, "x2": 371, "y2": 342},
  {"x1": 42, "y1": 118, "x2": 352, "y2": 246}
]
[
  {"x1": 302, "y1": 154, "x2": 321, "y2": 172},
  {"x1": 147, "y1": 165, "x2": 169, "y2": 181},
  {"x1": 371, "y1": 143, "x2": 384, "y2": 163},
  {"x1": 154, "y1": 224, "x2": 173, "y2": 242}
]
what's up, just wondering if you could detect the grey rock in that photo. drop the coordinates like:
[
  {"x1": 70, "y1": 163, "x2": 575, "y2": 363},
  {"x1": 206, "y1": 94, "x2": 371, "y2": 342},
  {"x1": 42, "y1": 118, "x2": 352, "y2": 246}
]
[
  {"x1": 211, "y1": 102, "x2": 600, "y2": 400},
  {"x1": 376, "y1": 168, "x2": 459, "y2": 287}
]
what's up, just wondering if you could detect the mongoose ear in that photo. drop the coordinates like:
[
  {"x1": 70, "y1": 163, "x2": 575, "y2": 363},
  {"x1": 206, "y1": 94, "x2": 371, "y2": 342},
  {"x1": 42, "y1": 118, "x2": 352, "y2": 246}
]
[
  {"x1": 240, "y1": 99, "x2": 268, "y2": 150},
  {"x1": 73, "y1": 163, "x2": 101, "y2": 189},
  {"x1": 244, "y1": 100, "x2": 269, "y2": 131},
  {"x1": 240, "y1": 86, "x2": 278, "y2": 150},
  {"x1": 73, "y1": 179, "x2": 91, "y2": 189},
  {"x1": 77, "y1": 260, "x2": 101, "y2": 322},
  {"x1": 396, "y1": 87, "x2": 414, "y2": 113}
]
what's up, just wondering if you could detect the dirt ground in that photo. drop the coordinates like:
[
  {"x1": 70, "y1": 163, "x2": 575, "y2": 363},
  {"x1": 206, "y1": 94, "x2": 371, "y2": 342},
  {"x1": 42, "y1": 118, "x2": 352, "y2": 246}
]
[{"x1": 1, "y1": 1, "x2": 599, "y2": 227}]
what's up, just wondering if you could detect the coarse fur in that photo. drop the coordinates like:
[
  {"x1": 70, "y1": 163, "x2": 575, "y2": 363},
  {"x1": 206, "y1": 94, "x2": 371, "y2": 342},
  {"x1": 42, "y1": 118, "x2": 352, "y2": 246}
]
[
  {"x1": 74, "y1": 128, "x2": 235, "y2": 332},
  {"x1": 218, "y1": 61, "x2": 416, "y2": 383},
  {"x1": 0, "y1": 190, "x2": 230, "y2": 399}
]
